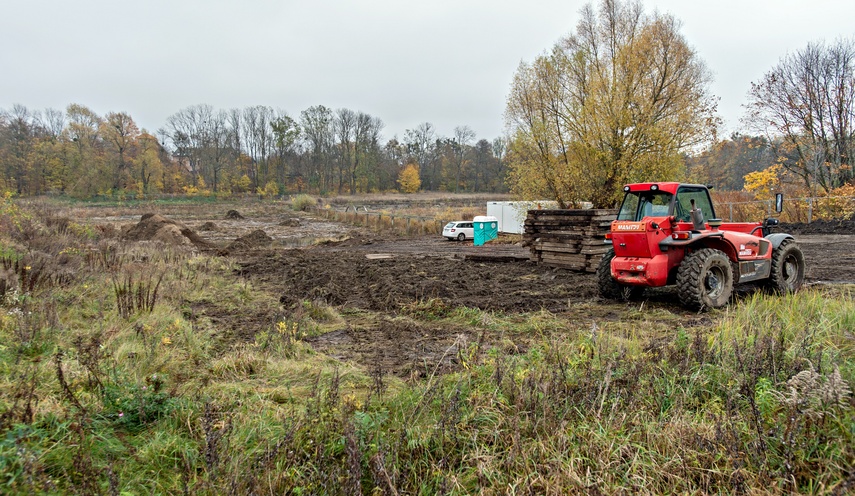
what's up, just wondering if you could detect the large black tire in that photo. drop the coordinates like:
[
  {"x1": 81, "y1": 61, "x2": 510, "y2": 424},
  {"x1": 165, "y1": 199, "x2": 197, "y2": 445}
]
[
  {"x1": 676, "y1": 248, "x2": 733, "y2": 311},
  {"x1": 597, "y1": 249, "x2": 645, "y2": 301},
  {"x1": 766, "y1": 238, "x2": 805, "y2": 294}
]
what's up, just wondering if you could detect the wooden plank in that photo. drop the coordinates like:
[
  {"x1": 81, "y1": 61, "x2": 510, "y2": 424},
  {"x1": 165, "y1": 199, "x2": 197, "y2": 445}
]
[
  {"x1": 536, "y1": 241, "x2": 582, "y2": 250},
  {"x1": 529, "y1": 209, "x2": 617, "y2": 216},
  {"x1": 464, "y1": 254, "x2": 529, "y2": 263},
  {"x1": 580, "y1": 247, "x2": 612, "y2": 255},
  {"x1": 541, "y1": 253, "x2": 587, "y2": 264},
  {"x1": 365, "y1": 253, "x2": 394, "y2": 259}
]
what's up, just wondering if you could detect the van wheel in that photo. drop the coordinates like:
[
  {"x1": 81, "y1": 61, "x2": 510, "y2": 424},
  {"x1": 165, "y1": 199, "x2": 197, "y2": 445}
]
[{"x1": 457, "y1": 233, "x2": 465, "y2": 241}]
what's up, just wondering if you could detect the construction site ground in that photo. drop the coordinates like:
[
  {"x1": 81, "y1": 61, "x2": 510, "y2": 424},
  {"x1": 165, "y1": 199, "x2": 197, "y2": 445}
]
[{"x1": 88, "y1": 203, "x2": 855, "y2": 377}]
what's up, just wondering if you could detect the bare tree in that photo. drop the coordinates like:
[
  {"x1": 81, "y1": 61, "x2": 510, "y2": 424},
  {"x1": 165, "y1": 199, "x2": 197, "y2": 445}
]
[
  {"x1": 334, "y1": 108, "x2": 356, "y2": 194},
  {"x1": 746, "y1": 38, "x2": 855, "y2": 194},
  {"x1": 300, "y1": 105, "x2": 334, "y2": 192},
  {"x1": 40, "y1": 108, "x2": 66, "y2": 138},
  {"x1": 352, "y1": 112, "x2": 383, "y2": 193},
  {"x1": 203, "y1": 110, "x2": 232, "y2": 193},
  {"x1": 404, "y1": 122, "x2": 438, "y2": 190},
  {"x1": 241, "y1": 106, "x2": 275, "y2": 190},
  {"x1": 165, "y1": 104, "x2": 215, "y2": 187},
  {"x1": 452, "y1": 125, "x2": 475, "y2": 192}
]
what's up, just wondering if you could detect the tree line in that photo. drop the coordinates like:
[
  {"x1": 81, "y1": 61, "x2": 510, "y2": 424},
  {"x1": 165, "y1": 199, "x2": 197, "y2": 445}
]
[
  {"x1": 0, "y1": 103, "x2": 508, "y2": 198},
  {"x1": 4, "y1": 0, "x2": 853, "y2": 204}
]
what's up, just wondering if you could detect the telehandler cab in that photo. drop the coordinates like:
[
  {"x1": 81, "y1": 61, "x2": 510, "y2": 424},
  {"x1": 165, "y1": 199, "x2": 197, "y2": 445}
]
[{"x1": 598, "y1": 182, "x2": 805, "y2": 310}]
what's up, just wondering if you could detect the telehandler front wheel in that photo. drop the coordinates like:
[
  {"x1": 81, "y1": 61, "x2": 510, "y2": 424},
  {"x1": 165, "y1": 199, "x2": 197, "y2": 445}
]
[{"x1": 676, "y1": 248, "x2": 733, "y2": 311}]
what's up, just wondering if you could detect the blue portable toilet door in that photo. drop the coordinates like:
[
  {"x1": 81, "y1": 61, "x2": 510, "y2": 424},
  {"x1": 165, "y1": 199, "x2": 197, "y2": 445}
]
[{"x1": 473, "y1": 216, "x2": 498, "y2": 246}]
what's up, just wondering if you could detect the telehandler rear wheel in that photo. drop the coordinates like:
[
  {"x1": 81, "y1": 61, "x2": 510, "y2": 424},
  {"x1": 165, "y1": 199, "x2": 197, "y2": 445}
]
[
  {"x1": 676, "y1": 248, "x2": 733, "y2": 310},
  {"x1": 597, "y1": 249, "x2": 645, "y2": 301}
]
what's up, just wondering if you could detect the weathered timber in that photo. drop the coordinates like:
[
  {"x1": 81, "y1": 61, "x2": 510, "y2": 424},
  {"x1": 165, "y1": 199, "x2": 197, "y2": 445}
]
[{"x1": 525, "y1": 208, "x2": 617, "y2": 273}]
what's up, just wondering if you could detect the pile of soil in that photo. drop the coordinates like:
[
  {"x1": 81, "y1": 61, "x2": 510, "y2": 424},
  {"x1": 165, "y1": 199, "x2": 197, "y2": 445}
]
[
  {"x1": 279, "y1": 218, "x2": 301, "y2": 227},
  {"x1": 779, "y1": 219, "x2": 855, "y2": 235},
  {"x1": 225, "y1": 229, "x2": 274, "y2": 252},
  {"x1": 225, "y1": 210, "x2": 244, "y2": 220},
  {"x1": 122, "y1": 214, "x2": 215, "y2": 250},
  {"x1": 198, "y1": 221, "x2": 219, "y2": 231}
]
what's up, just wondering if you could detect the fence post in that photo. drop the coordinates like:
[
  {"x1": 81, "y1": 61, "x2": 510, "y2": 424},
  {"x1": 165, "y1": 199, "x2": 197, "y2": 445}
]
[
  {"x1": 807, "y1": 198, "x2": 813, "y2": 224},
  {"x1": 729, "y1": 203, "x2": 733, "y2": 222}
]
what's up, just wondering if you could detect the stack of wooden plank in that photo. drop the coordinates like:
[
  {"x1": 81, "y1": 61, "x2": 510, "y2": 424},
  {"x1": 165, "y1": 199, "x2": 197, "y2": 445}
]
[{"x1": 524, "y1": 209, "x2": 618, "y2": 272}]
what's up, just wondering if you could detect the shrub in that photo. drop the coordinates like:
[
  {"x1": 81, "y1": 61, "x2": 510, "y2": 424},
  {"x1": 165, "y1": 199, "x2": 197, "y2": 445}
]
[
  {"x1": 257, "y1": 181, "x2": 280, "y2": 199},
  {"x1": 814, "y1": 184, "x2": 855, "y2": 220},
  {"x1": 291, "y1": 194, "x2": 316, "y2": 212},
  {"x1": 101, "y1": 375, "x2": 177, "y2": 433}
]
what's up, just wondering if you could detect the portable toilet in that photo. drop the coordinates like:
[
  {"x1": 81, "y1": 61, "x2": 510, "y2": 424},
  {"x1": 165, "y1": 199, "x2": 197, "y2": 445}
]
[{"x1": 473, "y1": 215, "x2": 499, "y2": 246}]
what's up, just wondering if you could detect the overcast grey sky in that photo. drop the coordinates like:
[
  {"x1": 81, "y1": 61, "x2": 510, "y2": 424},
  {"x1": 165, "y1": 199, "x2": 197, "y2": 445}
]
[{"x1": 2, "y1": 0, "x2": 853, "y2": 142}]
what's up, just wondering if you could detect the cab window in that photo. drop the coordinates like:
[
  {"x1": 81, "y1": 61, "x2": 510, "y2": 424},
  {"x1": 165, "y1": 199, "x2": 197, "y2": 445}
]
[
  {"x1": 675, "y1": 186, "x2": 715, "y2": 222},
  {"x1": 617, "y1": 191, "x2": 673, "y2": 221}
]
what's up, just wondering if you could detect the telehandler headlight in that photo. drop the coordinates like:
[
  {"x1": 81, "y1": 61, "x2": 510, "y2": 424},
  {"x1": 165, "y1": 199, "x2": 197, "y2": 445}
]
[{"x1": 672, "y1": 231, "x2": 690, "y2": 240}]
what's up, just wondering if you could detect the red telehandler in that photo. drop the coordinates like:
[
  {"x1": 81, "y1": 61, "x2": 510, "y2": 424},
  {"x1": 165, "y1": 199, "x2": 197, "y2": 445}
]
[{"x1": 598, "y1": 182, "x2": 805, "y2": 310}]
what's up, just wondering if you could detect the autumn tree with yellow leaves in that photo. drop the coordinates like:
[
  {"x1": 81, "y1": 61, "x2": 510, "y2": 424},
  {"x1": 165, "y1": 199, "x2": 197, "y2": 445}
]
[
  {"x1": 505, "y1": 0, "x2": 718, "y2": 208},
  {"x1": 397, "y1": 163, "x2": 421, "y2": 193}
]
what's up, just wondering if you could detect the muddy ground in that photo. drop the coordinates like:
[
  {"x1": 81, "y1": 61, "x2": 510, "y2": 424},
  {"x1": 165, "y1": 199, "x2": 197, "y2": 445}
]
[{"x1": 95, "y1": 206, "x2": 855, "y2": 378}]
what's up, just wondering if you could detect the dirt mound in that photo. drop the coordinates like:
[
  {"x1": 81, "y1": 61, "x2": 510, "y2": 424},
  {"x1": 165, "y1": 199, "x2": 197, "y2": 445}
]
[
  {"x1": 279, "y1": 218, "x2": 301, "y2": 227},
  {"x1": 152, "y1": 224, "x2": 192, "y2": 246},
  {"x1": 198, "y1": 221, "x2": 219, "y2": 231},
  {"x1": 226, "y1": 229, "x2": 274, "y2": 252},
  {"x1": 780, "y1": 219, "x2": 855, "y2": 235},
  {"x1": 122, "y1": 214, "x2": 216, "y2": 250},
  {"x1": 124, "y1": 214, "x2": 187, "y2": 241},
  {"x1": 225, "y1": 210, "x2": 244, "y2": 220}
]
